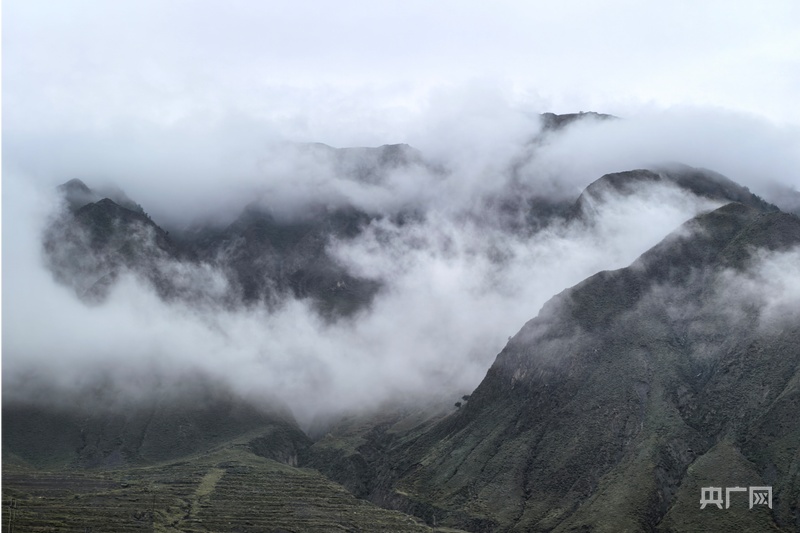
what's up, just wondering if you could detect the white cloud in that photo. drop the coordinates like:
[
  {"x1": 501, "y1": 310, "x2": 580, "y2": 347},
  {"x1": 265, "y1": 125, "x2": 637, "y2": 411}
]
[
  {"x1": 3, "y1": 169, "x2": 722, "y2": 425},
  {"x1": 716, "y1": 246, "x2": 800, "y2": 330}
]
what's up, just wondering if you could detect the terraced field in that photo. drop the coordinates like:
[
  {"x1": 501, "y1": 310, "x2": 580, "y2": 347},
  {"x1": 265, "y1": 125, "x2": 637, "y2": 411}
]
[{"x1": 3, "y1": 446, "x2": 460, "y2": 532}]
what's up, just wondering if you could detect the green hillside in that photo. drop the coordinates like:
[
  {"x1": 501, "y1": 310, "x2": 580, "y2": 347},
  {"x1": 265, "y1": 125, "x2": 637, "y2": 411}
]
[{"x1": 3, "y1": 445, "x2": 465, "y2": 532}]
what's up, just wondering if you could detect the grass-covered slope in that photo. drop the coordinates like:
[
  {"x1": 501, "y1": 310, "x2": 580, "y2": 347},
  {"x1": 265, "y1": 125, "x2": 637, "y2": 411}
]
[
  {"x1": 3, "y1": 385, "x2": 467, "y2": 531},
  {"x1": 2, "y1": 446, "x2": 466, "y2": 532}
]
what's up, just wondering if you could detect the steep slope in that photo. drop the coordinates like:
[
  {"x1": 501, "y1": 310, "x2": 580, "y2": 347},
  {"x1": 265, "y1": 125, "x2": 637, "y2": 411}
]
[{"x1": 309, "y1": 203, "x2": 800, "y2": 532}]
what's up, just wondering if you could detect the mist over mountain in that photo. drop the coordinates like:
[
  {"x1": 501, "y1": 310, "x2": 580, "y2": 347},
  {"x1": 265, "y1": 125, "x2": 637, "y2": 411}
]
[
  {"x1": 5, "y1": 112, "x2": 754, "y2": 421},
  {"x1": 307, "y1": 203, "x2": 800, "y2": 531},
  {"x1": 5, "y1": 109, "x2": 798, "y2": 420},
  {"x1": 4, "y1": 110, "x2": 800, "y2": 531},
  {"x1": 5, "y1": 2, "x2": 800, "y2": 529}
]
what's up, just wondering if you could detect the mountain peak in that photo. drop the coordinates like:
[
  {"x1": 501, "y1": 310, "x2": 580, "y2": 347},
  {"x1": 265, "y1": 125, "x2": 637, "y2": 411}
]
[
  {"x1": 57, "y1": 178, "x2": 99, "y2": 211},
  {"x1": 540, "y1": 111, "x2": 617, "y2": 132},
  {"x1": 58, "y1": 178, "x2": 91, "y2": 194}
]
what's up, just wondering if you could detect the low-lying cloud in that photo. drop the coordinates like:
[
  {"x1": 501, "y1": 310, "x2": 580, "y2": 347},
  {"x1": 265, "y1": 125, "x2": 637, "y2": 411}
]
[
  {"x1": 717, "y1": 246, "x2": 800, "y2": 330},
  {"x1": 5, "y1": 90, "x2": 799, "y2": 229},
  {"x1": 4, "y1": 166, "x2": 724, "y2": 425},
  {"x1": 4, "y1": 96, "x2": 800, "y2": 427}
]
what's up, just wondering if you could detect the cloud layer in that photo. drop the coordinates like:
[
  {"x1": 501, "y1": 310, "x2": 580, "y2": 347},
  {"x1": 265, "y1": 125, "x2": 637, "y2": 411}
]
[
  {"x1": 4, "y1": 160, "x2": 727, "y2": 425},
  {"x1": 4, "y1": 20, "x2": 800, "y2": 425}
]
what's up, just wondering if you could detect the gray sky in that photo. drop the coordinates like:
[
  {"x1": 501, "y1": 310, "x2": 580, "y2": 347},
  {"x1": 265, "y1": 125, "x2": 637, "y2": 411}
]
[{"x1": 4, "y1": 0, "x2": 800, "y2": 144}]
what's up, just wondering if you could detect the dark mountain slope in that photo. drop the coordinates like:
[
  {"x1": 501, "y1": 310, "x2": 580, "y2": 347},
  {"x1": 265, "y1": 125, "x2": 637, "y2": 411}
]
[
  {"x1": 45, "y1": 181, "x2": 381, "y2": 317},
  {"x1": 571, "y1": 166, "x2": 777, "y2": 223},
  {"x1": 183, "y1": 202, "x2": 381, "y2": 317},
  {"x1": 2, "y1": 377, "x2": 310, "y2": 470},
  {"x1": 43, "y1": 195, "x2": 185, "y2": 302},
  {"x1": 307, "y1": 203, "x2": 800, "y2": 532},
  {"x1": 74, "y1": 198, "x2": 175, "y2": 254},
  {"x1": 498, "y1": 163, "x2": 776, "y2": 238}
]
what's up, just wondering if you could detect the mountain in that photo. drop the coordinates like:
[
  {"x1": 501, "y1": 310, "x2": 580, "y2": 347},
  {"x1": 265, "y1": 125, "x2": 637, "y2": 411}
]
[
  {"x1": 307, "y1": 202, "x2": 800, "y2": 532},
  {"x1": 44, "y1": 190, "x2": 181, "y2": 302},
  {"x1": 3, "y1": 377, "x2": 309, "y2": 470},
  {"x1": 45, "y1": 178, "x2": 382, "y2": 317},
  {"x1": 299, "y1": 142, "x2": 431, "y2": 185},
  {"x1": 539, "y1": 111, "x2": 617, "y2": 132},
  {"x1": 58, "y1": 178, "x2": 147, "y2": 213},
  {"x1": 8, "y1": 133, "x2": 800, "y2": 531},
  {"x1": 180, "y1": 201, "x2": 382, "y2": 317},
  {"x1": 571, "y1": 165, "x2": 777, "y2": 221},
  {"x1": 484, "y1": 164, "x2": 777, "y2": 238},
  {"x1": 44, "y1": 151, "x2": 775, "y2": 315}
]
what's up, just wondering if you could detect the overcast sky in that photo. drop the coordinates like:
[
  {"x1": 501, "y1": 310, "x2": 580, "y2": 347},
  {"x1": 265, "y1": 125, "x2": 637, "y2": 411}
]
[{"x1": 4, "y1": 0, "x2": 800, "y2": 146}]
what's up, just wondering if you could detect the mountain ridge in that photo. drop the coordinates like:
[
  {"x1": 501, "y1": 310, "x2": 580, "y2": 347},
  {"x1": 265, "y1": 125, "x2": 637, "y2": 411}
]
[
  {"x1": 7, "y1": 132, "x2": 799, "y2": 531},
  {"x1": 304, "y1": 202, "x2": 800, "y2": 531}
]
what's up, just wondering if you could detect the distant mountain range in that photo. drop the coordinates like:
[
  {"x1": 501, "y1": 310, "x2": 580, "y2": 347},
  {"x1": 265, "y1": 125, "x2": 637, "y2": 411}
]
[{"x1": 4, "y1": 112, "x2": 799, "y2": 532}]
